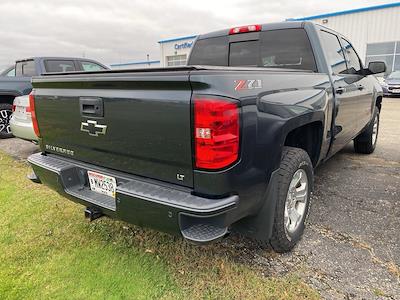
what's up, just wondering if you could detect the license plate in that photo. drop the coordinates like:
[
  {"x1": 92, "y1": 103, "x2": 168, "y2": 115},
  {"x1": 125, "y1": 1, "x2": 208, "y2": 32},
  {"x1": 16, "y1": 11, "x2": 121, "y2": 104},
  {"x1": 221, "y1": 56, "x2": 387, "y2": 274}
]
[
  {"x1": 392, "y1": 89, "x2": 400, "y2": 93},
  {"x1": 87, "y1": 171, "x2": 116, "y2": 198}
]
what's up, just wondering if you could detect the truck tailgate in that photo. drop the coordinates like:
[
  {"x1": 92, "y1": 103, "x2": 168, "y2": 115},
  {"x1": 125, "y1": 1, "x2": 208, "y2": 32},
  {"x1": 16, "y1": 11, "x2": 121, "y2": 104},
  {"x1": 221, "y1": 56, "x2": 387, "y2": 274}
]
[{"x1": 32, "y1": 71, "x2": 194, "y2": 187}]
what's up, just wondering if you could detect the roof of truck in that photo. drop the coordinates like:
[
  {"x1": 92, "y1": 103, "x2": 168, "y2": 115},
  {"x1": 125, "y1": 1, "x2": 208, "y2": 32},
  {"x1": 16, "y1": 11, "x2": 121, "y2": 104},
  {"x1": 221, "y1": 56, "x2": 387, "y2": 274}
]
[
  {"x1": 198, "y1": 21, "x2": 307, "y2": 40},
  {"x1": 15, "y1": 57, "x2": 104, "y2": 63}
]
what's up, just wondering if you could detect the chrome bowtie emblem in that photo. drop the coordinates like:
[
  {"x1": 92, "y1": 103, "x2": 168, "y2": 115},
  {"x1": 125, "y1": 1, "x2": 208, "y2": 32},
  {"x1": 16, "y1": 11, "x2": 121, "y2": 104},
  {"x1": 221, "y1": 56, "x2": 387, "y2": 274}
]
[{"x1": 80, "y1": 120, "x2": 107, "y2": 137}]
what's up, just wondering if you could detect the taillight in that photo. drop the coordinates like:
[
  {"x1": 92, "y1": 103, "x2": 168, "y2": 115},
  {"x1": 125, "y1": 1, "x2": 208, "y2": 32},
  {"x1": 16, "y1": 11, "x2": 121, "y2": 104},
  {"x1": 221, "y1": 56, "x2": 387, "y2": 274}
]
[
  {"x1": 12, "y1": 104, "x2": 16, "y2": 112},
  {"x1": 194, "y1": 95, "x2": 240, "y2": 170},
  {"x1": 29, "y1": 92, "x2": 41, "y2": 137},
  {"x1": 229, "y1": 24, "x2": 261, "y2": 35}
]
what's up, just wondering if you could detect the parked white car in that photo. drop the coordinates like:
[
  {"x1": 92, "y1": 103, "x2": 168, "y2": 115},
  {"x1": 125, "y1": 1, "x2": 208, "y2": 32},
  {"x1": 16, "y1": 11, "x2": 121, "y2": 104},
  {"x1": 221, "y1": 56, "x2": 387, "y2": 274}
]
[{"x1": 10, "y1": 95, "x2": 38, "y2": 142}]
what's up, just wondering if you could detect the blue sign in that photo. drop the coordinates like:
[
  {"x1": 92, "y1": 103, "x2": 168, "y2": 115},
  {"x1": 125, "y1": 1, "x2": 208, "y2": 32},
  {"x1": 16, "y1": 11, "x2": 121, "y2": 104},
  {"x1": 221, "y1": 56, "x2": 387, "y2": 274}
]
[{"x1": 174, "y1": 41, "x2": 194, "y2": 50}]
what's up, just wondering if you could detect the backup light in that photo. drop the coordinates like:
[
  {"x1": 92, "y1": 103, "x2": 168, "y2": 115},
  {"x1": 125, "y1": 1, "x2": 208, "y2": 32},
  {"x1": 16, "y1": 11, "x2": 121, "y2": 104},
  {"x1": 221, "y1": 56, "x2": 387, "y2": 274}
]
[{"x1": 229, "y1": 24, "x2": 261, "y2": 35}]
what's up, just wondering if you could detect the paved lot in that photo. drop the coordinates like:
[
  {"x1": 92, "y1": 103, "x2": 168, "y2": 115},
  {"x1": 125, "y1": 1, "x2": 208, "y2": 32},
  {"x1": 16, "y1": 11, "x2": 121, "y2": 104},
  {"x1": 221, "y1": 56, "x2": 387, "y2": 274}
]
[
  {"x1": 246, "y1": 98, "x2": 400, "y2": 299},
  {"x1": 0, "y1": 98, "x2": 399, "y2": 299},
  {"x1": 0, "y1": 138, "x2": 39, "y2": 160}
]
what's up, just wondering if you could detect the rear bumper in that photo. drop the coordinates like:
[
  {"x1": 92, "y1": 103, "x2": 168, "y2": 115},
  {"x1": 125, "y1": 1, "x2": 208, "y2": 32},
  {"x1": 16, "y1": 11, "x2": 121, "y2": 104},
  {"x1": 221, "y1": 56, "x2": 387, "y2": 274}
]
[
  {"x1": 28, "y1": 152, "x2": 239, "y2": 243},
  {"x1": 9, "y1": 116, "x2": 38, "y2": 142}
]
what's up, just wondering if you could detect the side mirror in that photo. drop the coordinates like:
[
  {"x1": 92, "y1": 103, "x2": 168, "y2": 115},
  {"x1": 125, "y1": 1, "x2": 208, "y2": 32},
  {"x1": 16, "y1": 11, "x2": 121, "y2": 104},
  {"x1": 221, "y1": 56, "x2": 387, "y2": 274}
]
[{"x1": 368, "y1": 61, "x2": 386, "y2": 75}]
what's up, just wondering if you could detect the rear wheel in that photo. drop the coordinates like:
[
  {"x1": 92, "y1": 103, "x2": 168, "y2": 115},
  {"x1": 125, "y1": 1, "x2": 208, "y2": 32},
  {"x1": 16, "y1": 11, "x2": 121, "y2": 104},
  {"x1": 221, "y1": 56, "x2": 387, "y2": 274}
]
[
  {"x1": 269, "y1": 147, "x2": 313, "y2": 253},
  {"x1": 354, "y1": 107, "x2": 379, "y2": 154},
  {"x1": 0, "y1": 103, "x2": 13, "y2": 139}
]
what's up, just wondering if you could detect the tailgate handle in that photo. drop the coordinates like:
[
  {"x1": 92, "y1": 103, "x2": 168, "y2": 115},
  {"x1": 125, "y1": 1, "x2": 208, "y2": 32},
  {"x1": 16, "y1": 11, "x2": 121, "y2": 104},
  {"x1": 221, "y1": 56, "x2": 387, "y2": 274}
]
[{"x1": 80, "y1": 97, "x2": 104, "y2": 117}]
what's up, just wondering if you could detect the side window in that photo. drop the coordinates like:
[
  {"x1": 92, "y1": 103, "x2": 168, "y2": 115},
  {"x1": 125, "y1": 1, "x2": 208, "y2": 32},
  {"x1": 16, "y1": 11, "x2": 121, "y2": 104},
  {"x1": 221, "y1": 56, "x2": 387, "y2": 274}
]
[
  {"x1": 80, "y1": 61, "x2": 106, "y2": 71},
  {"x1": 340, "y1": 38, "x2": 362, "y2": 74},
  {"x1": 45, "y1": 60, "x2": 76, "y2": 73},
  {"x1": 319, "y1": 31, "x2": 347, "y2": 74}
]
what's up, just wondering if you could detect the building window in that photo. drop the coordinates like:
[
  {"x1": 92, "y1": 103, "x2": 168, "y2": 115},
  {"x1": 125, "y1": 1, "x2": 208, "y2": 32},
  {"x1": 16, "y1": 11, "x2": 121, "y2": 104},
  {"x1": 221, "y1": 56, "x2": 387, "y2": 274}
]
[
  {"x1": 166, "y1": 54, "x2": 187, "y2": 66},
  {"x1": 366, "y1": 41, "x2": 400, "y2": 76}
]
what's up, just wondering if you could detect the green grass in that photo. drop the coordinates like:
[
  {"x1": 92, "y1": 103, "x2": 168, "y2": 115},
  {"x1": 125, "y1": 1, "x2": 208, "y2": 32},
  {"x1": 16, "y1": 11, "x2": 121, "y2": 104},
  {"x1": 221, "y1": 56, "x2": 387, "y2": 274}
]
[{"x1": 0, "y1": 151, "x2": 319, "y2": 299}]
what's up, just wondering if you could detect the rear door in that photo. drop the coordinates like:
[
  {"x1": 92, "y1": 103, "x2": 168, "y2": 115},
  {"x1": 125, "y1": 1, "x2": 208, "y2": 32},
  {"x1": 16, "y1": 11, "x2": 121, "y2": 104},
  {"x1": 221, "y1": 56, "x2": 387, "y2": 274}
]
[
  {"x1": 33, "y1": 70, "x2": 194, "y2": 187},
  {"x1": 319, "y1": 30, "x2": 366, "y2": 154}
]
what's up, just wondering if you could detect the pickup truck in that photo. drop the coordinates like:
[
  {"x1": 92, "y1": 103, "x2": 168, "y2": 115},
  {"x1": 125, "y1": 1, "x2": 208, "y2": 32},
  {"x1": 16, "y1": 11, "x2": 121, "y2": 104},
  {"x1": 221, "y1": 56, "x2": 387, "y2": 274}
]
[
  {"x1": 28, "y1": 21, "x2": 385, "y2": 252},
  {"x1": 0, "y1": 57, "x2": 108, "y2": 138}
]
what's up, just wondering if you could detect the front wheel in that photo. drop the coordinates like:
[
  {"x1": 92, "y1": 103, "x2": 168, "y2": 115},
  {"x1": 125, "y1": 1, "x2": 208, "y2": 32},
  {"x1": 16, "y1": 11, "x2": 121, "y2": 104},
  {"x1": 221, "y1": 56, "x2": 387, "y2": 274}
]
[
  {"x1": 0, "y1": 103, "x2": 13, "y2": 139},
  {"x1": 354, "y1": 108, "x2": 379, "y2": 154},
  {"x1": 269, "y1": 147, "x2": 313, "y2": 253}
]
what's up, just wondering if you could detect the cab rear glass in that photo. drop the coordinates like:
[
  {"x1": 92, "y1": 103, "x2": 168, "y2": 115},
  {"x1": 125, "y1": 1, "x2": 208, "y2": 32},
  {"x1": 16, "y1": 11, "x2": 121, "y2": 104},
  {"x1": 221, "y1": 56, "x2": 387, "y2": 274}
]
[
  {"x1": 44, "y1": 60, "x2": 76, "y2": 73},
  {"x1": 15, "y1": 60, "x2": 36, "y2": 76},
  {"x1": 188, "y1": 28, "x2": 317, "y2": 72}
]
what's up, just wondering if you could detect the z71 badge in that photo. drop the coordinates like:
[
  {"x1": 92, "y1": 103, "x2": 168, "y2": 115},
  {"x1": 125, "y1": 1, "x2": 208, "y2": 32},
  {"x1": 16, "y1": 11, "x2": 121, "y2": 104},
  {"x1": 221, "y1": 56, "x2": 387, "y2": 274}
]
[{"x1": 234, "y1": 79, "x2": 262, "y2": 91}]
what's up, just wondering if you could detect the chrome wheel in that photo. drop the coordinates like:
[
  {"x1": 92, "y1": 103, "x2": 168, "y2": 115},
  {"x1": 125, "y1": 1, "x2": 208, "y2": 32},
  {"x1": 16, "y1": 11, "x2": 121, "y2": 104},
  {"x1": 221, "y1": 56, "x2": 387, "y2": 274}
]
[
  {"x1": 284, "y1": 169, "x2": 309, "y2": 238},
  {"x1": 372, "y1": 114, "x2": 379, "y2": 146},
  {"x1": 0, "y1": 109, "x2": 12, "y2": 135}
]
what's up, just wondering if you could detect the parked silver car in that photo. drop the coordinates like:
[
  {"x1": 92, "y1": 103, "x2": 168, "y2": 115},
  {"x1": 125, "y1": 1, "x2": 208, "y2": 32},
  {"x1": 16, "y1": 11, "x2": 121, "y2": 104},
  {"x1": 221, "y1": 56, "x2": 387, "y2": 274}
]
[
  {"x1": 10, "y1": 94, "x2": 38, "y2": 142},
  {"x1": 382, "y1": 71, "x2": 400, "y2": 96}
]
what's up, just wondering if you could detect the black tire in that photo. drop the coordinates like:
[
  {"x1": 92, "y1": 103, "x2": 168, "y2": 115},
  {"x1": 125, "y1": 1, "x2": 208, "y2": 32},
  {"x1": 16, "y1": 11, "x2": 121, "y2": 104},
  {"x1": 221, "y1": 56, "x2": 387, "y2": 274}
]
[
  {"x1": 354, "y1": 107, "x2": 379, "y2": 154},
  {"x1": 0, "y1": 103, "x2": 13, "y2": 139},
  {"x1": 269, "y1": 147, "x2": 313, "y2": 253}
]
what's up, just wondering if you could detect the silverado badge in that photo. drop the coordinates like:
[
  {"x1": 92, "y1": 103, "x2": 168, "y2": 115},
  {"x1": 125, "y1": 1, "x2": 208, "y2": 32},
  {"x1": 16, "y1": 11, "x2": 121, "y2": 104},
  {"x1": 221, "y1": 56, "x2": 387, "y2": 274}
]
[{"x1": 81, "y1": 120, "x2": 107, "y2": 137}]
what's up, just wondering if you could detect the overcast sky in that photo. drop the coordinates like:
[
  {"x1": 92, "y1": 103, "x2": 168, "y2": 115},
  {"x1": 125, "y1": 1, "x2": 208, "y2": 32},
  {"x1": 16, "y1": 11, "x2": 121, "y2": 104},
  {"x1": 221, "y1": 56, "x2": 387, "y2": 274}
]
[{"x1": 0, "y1": 0, "x2": 398, "y2": 69}]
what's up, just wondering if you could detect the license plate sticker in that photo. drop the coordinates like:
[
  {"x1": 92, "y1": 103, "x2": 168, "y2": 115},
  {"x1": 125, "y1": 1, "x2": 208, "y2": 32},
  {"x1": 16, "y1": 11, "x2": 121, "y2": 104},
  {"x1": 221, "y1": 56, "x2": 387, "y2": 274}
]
[
  {"x1": 87, "y1": 171, "x2": 116, "y2": 198},
  {"x1": 392, "y1": 89, "x2": 400, "y2": 93}
]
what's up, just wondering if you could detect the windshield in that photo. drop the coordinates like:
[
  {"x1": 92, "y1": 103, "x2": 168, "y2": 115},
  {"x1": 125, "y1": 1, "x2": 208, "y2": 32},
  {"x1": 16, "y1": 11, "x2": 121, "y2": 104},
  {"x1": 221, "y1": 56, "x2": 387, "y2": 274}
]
[{"x1": 387, "y1": 71, "x2": 400, "y2": 79}]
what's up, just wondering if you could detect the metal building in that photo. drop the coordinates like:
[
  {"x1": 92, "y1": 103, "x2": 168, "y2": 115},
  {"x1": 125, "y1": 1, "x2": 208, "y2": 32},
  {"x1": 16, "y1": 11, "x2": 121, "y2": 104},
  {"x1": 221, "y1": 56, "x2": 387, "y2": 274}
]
[
  {"x1": 289, "y1": 2, "x2": 400, "y2": 75},
  {"x1": 158, "y1": 35, "x2": 197, "y2": 67}
]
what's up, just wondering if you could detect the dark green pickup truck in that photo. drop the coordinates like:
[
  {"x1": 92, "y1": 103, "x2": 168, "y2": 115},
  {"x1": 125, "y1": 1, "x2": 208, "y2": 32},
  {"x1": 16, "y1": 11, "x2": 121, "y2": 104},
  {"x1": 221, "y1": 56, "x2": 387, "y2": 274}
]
[{"x1": 28, "y1": 21, "x2": 384, "y2": 252}]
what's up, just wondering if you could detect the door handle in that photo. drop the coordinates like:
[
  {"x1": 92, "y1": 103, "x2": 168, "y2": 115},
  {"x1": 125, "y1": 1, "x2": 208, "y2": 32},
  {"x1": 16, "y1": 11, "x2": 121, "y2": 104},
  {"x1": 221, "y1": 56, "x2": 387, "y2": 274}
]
[
  {"x1": 335, "y1": 87, "x2": 345, "y2": 95},
  {"x1": 357, "y1": 85, "x2": 365, "y2": 91},
  {"x1": 79, "y1": 97, "x2": 104, "y2": 117}
]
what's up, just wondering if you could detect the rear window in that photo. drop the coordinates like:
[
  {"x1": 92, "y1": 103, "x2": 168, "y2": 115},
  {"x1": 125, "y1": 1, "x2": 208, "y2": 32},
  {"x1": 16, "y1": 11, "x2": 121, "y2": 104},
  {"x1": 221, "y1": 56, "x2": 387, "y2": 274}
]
[
  {"x1": 188, "y1": 36, "x2": 229, "y2": 66},
  {"x1": 229, "y1": 41, "x2": 258, "y2": 66},
  {"x1": 188, "y1": 29, "x2": 317, "y2": 71},
  {"x1": 15, "y1": 60, "x2": 36, "y2": 76},
  {"x1": 44, "y1": 60, "x2": 76, "y2": 73},
  {"x1": 6, "y1": 68, "x2": 15, "y2": 77},
  {"x1": 80, "y1": 61, "x2": 106, "y2": 71}
]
